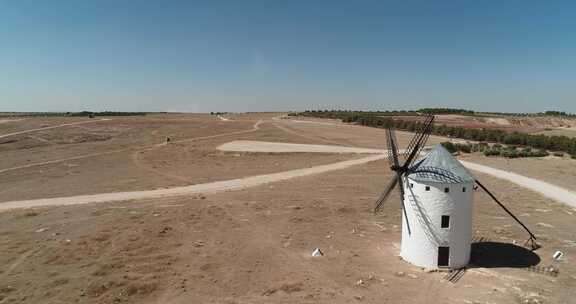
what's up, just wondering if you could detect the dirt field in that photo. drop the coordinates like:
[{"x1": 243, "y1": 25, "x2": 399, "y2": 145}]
[
  {"x1": 1, "y1": 114, "x2": 575, "y2": 304},
  {"x1": 388, "y1": 114, "x2": 576, "y2": 133},
  {"x1": 533, "y1": 128, "x2": 576, "y2": 138}
]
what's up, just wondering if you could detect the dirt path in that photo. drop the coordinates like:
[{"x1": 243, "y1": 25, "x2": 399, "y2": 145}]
[
  {"x1": 217, "y1": 140, "x2": 384, "y2": 154},
  {"x1": 0, "y1": 119, "x2": 110, "y2": 139},
  {"x1": 3, "y1": 117, "x2": 575, "y2": 212},
  {"x1": 0, "y1": 153, "x2": 386, "y2": 211},
  {"x1": 461, "y1": 160, "x2": 576, "y2": 208}
]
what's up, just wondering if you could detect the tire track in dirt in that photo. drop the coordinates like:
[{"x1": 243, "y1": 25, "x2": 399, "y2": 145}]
[
  {"x1": 5, "y1": 248, "x2": 36, "y2": 275},
  {"x1": 130, "y1": 120, "x2": 263, "y2": 182},
  {"x1": 0, "y1": 149, "x2": 128, "y2": 174},
  {"x1": 0, "y1": 119, "x2": 110, "y2": 139},
  {"x1": 272, "y1": 122, "x2": 345, "y2": 146},
  {"x1": 0, "y1": 120, "x2": 262, "y2": 175}
]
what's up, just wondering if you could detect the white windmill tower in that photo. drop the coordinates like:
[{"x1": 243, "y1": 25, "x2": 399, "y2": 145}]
[{"x1": 374, "y1": 115, "x2": 538, "y2": 269}]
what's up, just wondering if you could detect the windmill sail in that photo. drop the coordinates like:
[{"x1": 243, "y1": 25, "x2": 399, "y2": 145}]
[{"x1": 374, "y1": 115, "x2": 435, "y2": 236}]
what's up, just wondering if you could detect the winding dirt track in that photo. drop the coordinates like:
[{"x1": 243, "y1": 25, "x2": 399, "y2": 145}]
[
  {"x1": 0, "y1": 153, "x2": 386, "y2": 211},
  {"x1": 1, "y1": 118, "x2": 575, "y2": 212}
]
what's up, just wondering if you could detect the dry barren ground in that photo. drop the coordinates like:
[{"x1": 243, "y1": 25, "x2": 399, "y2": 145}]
[{"x1": 0, "y1": 114, "x2": 575, "y2": 304}]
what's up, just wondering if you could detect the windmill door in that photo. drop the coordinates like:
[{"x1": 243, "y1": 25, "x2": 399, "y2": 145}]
[{"x1": 438, "y1": 246, "x2": 450, "y2": 267}]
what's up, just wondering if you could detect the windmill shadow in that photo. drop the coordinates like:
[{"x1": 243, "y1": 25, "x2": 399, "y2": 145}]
[{"x1": 469, "y1": 241, "x2": 540, "y2": 268}]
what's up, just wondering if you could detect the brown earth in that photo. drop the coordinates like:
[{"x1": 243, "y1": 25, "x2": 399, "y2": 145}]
[
  {"x1": 384, "y1": 114, "x2": 576, "y2": 134},
  {"x1": 0, "y1": 114, "x2": 575, "y2": 304}
]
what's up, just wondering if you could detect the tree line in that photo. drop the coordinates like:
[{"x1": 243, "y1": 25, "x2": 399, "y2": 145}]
[
  {"x1": 68, "y1": 111, "x2": 148, "y2": 117},
  {"x1": 0, "y1": 111, "x2": 150, "y2": 117},
  {"x1": 440, "y1": 142, "x2": 566, "y2": 159},
  {"x1": 291, "y1": 111, "x2": 576, "y2": 157}
]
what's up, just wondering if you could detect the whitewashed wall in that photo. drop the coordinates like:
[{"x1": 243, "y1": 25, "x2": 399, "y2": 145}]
[{"x1": 400, "y1": 177, "x2": 474, "y2": 269}]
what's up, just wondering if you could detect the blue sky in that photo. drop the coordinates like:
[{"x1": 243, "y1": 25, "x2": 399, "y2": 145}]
[{"x1": 1, "y1": 1, "x2": 575, "y2": 113}]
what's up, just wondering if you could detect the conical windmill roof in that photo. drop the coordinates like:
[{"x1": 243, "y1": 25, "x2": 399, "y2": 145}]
[{"x1": 408, "y1": 144, "x2": 475, "y2": 184}]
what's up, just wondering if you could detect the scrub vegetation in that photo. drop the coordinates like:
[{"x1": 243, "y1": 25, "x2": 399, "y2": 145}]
[{"x1": 291, "y1": 110, "x2": 576, "y2": 158}]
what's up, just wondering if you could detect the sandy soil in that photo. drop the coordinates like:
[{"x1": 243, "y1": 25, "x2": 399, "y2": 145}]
[
  {"x1": 1, "y1": 159, "x2": 574, "y2": 304},
  {"x1": 0, "y1": 114, "x2": 575, "y2": 304},
  {"x1": 533, "y1": 127, "x2": 576, "y2": 138},
  {"x1": 0, "y1": 119, "x2": 359, "y2": 202},
  {"x1": 0, "y1": 119, "x2": 24, "y2": 124}
]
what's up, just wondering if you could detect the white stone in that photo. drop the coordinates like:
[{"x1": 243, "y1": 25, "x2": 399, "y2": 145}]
[
  {"x1": 552, "y1": 251, "x2": 564, "y2": 260},
  {"x1": 311, "y1": 248, "x2": 323, "y2": 257}
]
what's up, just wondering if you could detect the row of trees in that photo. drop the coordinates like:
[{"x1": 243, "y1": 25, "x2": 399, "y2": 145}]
[
  {"x1": 0, "y1": 111, "x2": 150, "y2": 117},
  {"x1": 292, "y1": 111, "x2": 576, "y2": 157},
  {"x1": 68, "y1": 111, "x2": 148, "y2": 117},
  {"x1": 440, "y1": 142, "x2": 556, "y2": 158},
  {"x1": 418, "y1": 108, "x2": 475, "y2": 115},
  {"x1": 295, "y1": 109, "x2": 576, "y2": 117}
]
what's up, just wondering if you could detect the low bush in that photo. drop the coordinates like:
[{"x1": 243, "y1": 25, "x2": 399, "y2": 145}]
[{"x1": 440, "y1": 142, "x2": 456, "y2": 153}]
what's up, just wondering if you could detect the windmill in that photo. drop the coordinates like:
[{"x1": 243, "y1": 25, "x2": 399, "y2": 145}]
[{"x1": 374, "y1": 115, "x2": 538, "y2": 269}]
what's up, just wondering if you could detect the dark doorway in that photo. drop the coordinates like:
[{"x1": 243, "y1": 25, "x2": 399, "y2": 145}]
[{"x1": 438, "y1": 246, "x2": 450, "y2": 267}]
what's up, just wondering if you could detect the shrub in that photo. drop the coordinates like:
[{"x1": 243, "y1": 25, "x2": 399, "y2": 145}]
[
  {"x1": 553, "y1": 152, "x2": 564, "y2": 157},
  {"x1": 531, "y1": 150, "x2": 549, "y2": 157},
  {"x1": 441, "y1": 142, "x2": 457, "y2": 153},
  {"x1": 501, "y1": 149, "x2": 519, "y2": 158},
  {"x1": 455, "y1": 143, "x2": 471, "y2": 153},
  {"x1": 484, "y1": 149, "x2": 500, "y2": 156}
]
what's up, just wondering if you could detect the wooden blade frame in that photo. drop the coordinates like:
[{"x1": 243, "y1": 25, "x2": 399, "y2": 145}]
[
  {"x1": 402, "y1": 115, "x2": 435, "y2": 169},
  {"x1": 374, "y1": 174, "x2": 399, "y2": 212},
  {"x1": 402, "y1": 115, "x2": 434, "y2": 162},
  {"x1": 378, "y1": 128, "x2": 412, "y2": 234},
  {"x1": 396, "y1": 172, "x2": 411, "y2": 234}
]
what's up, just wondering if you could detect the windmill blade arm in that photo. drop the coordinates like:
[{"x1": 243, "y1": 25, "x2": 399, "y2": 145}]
[
  {"x1": 374, "y1": 174, "x2": 399, "y2": 213},
  {"x1": 397, "y1": 173, "x2": 411, "y2": 234},
  {"x1": 475, "y1": 179, "x2": 537, "y2": 241},
  {"x1": 385, "y1": 128, "x2": 395, "y2": 167},
  {"x1": 403, "y1": 115, "x2": 433, "y2": 163},
  {"x1": 389, "y1": 128, "x2": 401, "y2": 168},
  {"x1": 403, "y1": 115, "x2": 435, "y2": 168},
  {"x1": 402, "y1": 115, "x2": 433, "y2": 160}
]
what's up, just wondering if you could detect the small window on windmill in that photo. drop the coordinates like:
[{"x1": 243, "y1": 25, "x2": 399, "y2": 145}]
[
  {"x1": 425, "y1": 186, "x2": 430, "y2": 191},
  {"x1": 444, "y1": 187, "x2": 449, "y2": 193},
  {"x1": 462, "y1": 187, "x2": 466, "y2": 192},
  {"x1": 441, "y1": 215, "x2": 450, "y2": 228},
  {"x1": 410, "y1": 183, "x2": 413, "y2": 188}
]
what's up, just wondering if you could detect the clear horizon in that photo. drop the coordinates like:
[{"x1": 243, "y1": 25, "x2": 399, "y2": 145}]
[{"x1": 2, "y1": 1, "x2": 576, "y2": 113}]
